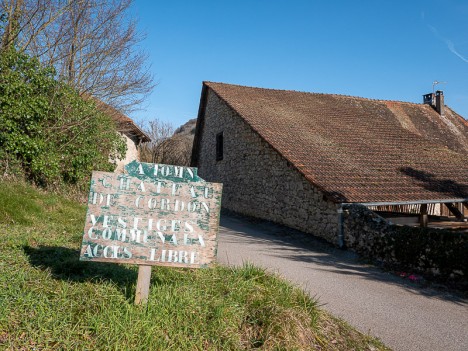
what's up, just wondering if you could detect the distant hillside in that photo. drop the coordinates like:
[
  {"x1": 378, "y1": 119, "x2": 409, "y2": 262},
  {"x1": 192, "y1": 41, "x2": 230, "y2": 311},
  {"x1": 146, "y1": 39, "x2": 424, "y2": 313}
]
[
  {"x1": 174, "y1": 118, "x2": 197, "y2": 137},
  {"x1": 165, "y1": 118, "x2": 197, "y2": 165}
]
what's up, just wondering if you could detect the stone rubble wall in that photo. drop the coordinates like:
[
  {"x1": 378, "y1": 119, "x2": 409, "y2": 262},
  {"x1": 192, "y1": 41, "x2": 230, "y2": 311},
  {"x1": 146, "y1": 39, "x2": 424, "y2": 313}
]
[
  {"x1": 196, "y1": 90, "x2": 339, "y2": 243},
  {"x1": 344, "y1": 204, "x2": 467, "y2": 283},
  {"x1": 343, "y1": 204, "x2": 393, "y2": 255}
]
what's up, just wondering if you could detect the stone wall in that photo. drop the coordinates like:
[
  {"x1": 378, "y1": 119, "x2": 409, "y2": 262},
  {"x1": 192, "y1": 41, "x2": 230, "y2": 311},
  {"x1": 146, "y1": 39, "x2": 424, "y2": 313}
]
[
  {"x1": 343, "y1": 204, "x2": 467, "y2": 283},
  {"x1": 196, "y1": 90, "x2": 339, "y2": 243},
  {"x1": 114, "y1": 132, "x2": 140, "y2": 173}
]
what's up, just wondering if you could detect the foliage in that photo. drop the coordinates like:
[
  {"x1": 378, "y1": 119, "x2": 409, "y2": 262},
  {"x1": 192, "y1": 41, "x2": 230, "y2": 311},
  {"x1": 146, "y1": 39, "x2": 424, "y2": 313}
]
[
  {"x1": 0, "y1": 181, "x2": 389, "y2": 350},
  {"x1": 0, "y1": 48, "x2": 126, "y2": 188}
]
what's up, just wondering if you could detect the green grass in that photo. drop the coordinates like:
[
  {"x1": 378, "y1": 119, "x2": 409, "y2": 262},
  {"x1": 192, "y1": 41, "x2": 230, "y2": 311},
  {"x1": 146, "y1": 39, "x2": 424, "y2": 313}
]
[{"x1": 0, "y1": 181, "x2": 390, "y2": 350}]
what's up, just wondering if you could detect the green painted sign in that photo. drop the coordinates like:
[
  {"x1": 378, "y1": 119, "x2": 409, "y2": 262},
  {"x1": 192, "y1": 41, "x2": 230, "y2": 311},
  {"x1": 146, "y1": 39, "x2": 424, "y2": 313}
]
[{"x1": 80, "y1": 161, "x2": 223, "y2": 268}]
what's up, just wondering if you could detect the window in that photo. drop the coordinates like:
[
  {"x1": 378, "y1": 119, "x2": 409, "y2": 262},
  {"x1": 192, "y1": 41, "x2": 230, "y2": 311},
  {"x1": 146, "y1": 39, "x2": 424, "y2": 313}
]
[{"x1": 216, "y1": 132, "x2": 223, "y2": 161}]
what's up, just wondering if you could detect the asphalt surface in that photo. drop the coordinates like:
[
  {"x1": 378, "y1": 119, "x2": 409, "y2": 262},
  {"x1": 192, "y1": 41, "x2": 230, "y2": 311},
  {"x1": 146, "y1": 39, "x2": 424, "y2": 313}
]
[{"x1": 217, "y1": 214, "x2": 468, "y2": 351}]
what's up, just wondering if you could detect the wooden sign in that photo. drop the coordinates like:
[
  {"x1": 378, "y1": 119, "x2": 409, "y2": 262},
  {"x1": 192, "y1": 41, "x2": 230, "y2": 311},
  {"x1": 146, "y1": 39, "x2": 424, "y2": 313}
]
[{"x1": 80, "y1": 161, "x2": 223, "y2": 269}]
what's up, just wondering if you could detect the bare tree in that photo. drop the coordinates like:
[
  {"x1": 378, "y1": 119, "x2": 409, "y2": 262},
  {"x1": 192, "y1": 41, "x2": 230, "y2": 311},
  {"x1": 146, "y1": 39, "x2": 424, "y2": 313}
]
[
  {"x1": 0, "y1": 0, "x2": 153, "y2": 112},
  {"x1": 1, "y1": 0, "x2": 69, "y2": 52},
  {"x1": 139, "y1": 118, "x2": 195, "y2": 166},
  {"x1": 139, "y1": 119, "x2": 175, "y2": 164},
  {"x1": 160, "y1": 134, "x2": 193, "y2": 166},
  {"x1": 1, "y1": 0, "x2": 24, "y2": 49}
]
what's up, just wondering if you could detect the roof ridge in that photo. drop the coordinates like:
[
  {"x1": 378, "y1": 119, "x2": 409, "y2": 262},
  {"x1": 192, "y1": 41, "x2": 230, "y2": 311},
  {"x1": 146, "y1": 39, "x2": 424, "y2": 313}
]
[{"x1": 203, "y1": 81, "x2": 427, "y2": 107}]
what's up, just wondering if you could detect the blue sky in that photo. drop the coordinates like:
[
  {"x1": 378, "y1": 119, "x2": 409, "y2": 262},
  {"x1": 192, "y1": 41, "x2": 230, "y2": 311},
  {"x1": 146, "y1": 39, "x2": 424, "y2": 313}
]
[{"x1": 131, "y1": 0, "x2": 468, "y2": 127}]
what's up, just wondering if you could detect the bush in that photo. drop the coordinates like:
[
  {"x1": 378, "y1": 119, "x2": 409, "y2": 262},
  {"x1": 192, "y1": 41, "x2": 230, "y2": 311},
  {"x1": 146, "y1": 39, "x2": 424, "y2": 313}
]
[{"x1": 0, "y1": 48, "x2": 126, "y2": 188}]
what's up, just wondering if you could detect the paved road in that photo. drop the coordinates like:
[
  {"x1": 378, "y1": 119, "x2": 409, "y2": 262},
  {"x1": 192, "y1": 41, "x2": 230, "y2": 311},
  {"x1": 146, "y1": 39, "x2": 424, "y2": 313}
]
[{"x1": 217, "y1": 214, "x2": 468, "y2": 351}]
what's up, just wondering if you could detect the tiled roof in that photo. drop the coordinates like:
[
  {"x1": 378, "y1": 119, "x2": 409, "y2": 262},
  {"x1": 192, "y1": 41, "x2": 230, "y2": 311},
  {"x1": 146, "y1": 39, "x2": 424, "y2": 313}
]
[
  {"x1": 202, "y1": 82, "x2": 468, "y2": 203},
  {"x1": 92, "y1": 98, "x2": 151, "y2": 142}
]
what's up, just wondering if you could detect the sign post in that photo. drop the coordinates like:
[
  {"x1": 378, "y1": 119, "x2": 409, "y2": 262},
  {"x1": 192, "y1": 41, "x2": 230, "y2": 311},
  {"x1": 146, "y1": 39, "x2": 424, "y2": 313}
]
[
  {"x1": 80, "y1": 161, "x2": 223, "y2": 304},
  {"x1": 135, "y1": 265, "x2": 152, "y2": 305}
]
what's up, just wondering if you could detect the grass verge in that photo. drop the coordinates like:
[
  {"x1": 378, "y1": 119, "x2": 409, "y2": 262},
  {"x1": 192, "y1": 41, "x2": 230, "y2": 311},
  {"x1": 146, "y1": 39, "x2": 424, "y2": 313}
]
[{"x1": 0, "y1": 181, "x2": 390, "y2": 350}]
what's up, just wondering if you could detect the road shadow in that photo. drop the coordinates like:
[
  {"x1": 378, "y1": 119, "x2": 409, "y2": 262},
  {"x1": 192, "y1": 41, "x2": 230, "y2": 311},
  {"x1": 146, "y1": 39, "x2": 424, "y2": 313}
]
[
  {"x1": 219, "y1": 213, "x2": 468, "y2": 305},
  {"x1": 23, "y1": 245, "x2": 141, "y2": 299}
]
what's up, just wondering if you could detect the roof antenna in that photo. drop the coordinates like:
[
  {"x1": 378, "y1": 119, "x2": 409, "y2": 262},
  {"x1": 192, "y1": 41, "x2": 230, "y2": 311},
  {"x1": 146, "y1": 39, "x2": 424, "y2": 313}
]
[{"x1": 432, "y1": 81, "x2": 447, "y2": 93}]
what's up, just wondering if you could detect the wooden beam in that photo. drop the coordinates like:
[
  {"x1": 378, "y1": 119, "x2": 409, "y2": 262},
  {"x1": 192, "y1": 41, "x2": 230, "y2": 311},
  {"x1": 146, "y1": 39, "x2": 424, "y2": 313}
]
[
  {"x1": 419, "y1": 204, "x2": 428, "y2": 227},
  {"x1": 445, "y1": 203, "x2": 465, "y2": 220}
]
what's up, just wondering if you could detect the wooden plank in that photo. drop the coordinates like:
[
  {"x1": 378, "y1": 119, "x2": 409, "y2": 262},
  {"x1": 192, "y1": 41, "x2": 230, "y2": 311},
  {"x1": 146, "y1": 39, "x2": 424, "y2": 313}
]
[
  {"x1": 445, "y1": 203, "x2": 465, "y2": 220},
  {"x1": 419, "y1": 204, "x2": 428, "y2": 227},
  {"x1": 462, "y1": 202, "x2": 468, "y2": 220},
  {"x1": 135, "y1": 265, "x2": 152, "y2": 305}
]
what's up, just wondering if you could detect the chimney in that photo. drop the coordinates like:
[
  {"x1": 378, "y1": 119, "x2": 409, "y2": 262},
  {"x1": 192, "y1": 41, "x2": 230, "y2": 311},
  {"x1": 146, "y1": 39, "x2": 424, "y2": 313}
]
[
  {"x1": 435, "y1": 90, "x2": 444, "y2": 115},
  {"x1": 422, "y1": 90, "x2": 444, "y2": 115},
  {"x1": 423, "y1": 93, "x2": 434, "y2": 106}
]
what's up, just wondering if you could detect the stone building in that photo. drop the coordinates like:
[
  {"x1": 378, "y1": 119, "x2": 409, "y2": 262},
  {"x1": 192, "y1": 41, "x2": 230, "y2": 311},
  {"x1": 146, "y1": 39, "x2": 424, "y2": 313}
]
[
  {"x1": 191, "y1": 82, "x2": 468, "y2": 246},
  {"x1": 94, "y1": 99, "x2": 151, "y2": 172}
]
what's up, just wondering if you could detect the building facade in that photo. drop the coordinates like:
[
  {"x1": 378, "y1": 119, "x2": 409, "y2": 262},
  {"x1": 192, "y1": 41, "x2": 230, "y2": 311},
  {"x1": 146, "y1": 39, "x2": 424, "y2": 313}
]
[
  {"x1": 192, "y1": 82, "x2": 468, "y2": 245},
  {"x1": 194, "y1": 89, "x2": 339, "y2": 243}
]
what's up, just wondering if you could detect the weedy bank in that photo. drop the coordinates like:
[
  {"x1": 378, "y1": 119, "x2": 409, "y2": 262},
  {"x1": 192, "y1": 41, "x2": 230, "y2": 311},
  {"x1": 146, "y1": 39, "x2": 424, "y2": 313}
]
[{"x1": 0, "y1": 181, "x2": 389, "y2": 350}]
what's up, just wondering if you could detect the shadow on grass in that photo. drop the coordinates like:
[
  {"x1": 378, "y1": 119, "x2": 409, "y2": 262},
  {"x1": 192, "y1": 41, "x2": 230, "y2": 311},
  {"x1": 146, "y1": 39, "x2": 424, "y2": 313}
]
[{"x1": 23, "y1": 245, "x2": 141, "y2": 300}]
